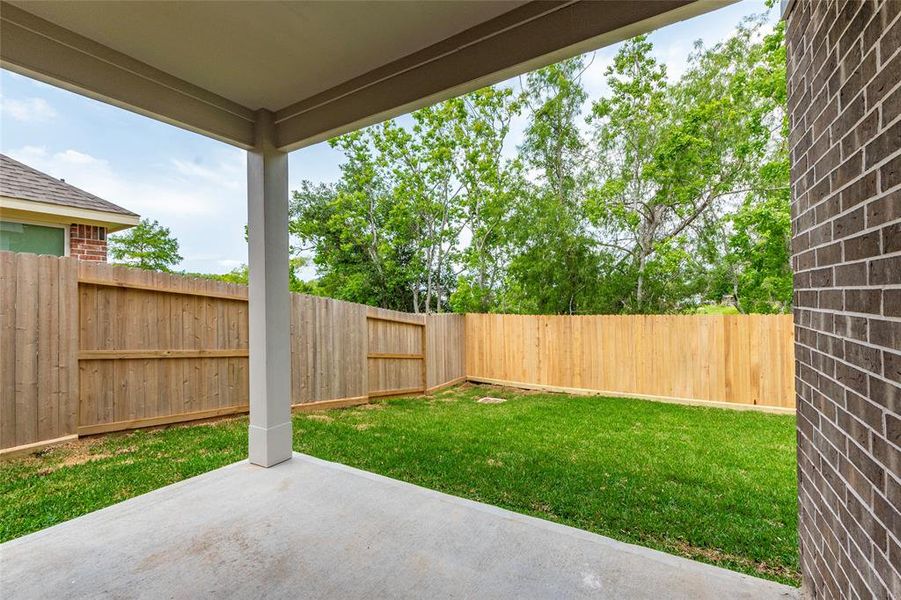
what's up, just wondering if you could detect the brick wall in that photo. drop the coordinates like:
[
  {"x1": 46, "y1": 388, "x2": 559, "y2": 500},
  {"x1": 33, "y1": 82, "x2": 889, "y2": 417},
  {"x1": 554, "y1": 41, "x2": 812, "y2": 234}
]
[
  {"x1": 69, "y1": 224, "x2": 107, "y2": 262},
  {"x1": 786, "y1": 0, "x2": 900, "y2": 598}
]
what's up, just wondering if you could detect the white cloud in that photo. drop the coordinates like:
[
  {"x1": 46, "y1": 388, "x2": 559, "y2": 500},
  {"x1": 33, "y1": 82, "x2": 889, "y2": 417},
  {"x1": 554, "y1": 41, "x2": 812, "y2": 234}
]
[
  {"x1": 7, "y1": 145, "x2": 249, "y2": 273},
  {"x1": 171, "y1": 155, "x2": 243, "y2": 190},
  {"x1": 55, "y1": 148, "x2": 106, "y2": 166},
  {"x1": 580, "y1": 50, "x2": 615, "y2": 99},
  {"x1": 0, "y1": 96, "x2": 57, "y2": 122},
  {"x1": 217, "y1": 259, "x2": 245, "y2": 270},
  {"x1": 7, "y1": 146, "x2": 234, "y2": 219}
]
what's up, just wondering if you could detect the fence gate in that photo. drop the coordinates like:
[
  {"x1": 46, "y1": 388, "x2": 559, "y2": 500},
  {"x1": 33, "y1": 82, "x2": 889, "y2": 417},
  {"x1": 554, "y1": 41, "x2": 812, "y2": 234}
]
[{"x1": 366, "y1": 309, "x2": 426, "y2": 398}]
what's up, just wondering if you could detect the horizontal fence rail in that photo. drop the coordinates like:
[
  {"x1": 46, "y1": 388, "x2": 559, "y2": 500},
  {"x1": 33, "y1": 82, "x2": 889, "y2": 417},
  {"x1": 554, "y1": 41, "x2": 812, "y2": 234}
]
[{"x1": 0, "y1": 251, "x2": 794, "y2": 454}]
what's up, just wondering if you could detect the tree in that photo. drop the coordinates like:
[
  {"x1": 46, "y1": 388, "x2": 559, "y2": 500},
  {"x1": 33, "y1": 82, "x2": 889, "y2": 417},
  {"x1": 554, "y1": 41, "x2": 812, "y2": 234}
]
[
  {"x1": 703, "y1": 19, "x2": 791, "y2": 314},
  {"x1": 293, "y1": 88, "x2": 522, "y2": 314},
  {"x1": 109, "y1": 218, "x2": 182, "y2": 272},
  {"x1": 587, "y1": 35, "x2": 671, "y2": 311},
  {"x1": 289, "y1": 7, "x2": 790, "y2": 316},
  {"x1": 586, "y1": 16, "x2": 787, "y2": 313},
  {"x1": 290, "y1": 137, "x2": 421, "y2": 311},
  {"x1": 195, "y1": 257, "x2": 321, "y2": 295},
  {"x1": 726, "y1": 187, "x2": 792, "y2": 313},
  {"x1": 450, "y1": 86, "x2": 523, "y2": 313},
  {"x1": 376, "y1": 102, "x2": 467, "y2": 313},
  {"x1": 505, "y1": 57, "x2": 602, "y2": 315}
]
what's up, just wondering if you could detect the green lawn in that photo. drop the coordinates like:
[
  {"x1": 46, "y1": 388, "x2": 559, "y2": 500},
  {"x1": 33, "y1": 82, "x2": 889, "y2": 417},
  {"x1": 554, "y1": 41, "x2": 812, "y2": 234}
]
[{"x1": 0, "y1": 384, "x2": 799, "y2": 585}]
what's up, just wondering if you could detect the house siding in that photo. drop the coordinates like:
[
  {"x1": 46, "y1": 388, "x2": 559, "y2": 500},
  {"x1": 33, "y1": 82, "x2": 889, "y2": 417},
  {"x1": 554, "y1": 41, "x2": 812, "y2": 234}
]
[
  {"x1": 69, "y1": 224, "x2": 108, "y2": 262},
  {"x1": 786, "y1": 0, "x2": 900, "y2": 598}
]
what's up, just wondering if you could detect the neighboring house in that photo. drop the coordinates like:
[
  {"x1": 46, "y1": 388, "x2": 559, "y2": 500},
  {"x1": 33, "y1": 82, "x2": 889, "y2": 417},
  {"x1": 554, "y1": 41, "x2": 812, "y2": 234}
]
[{"x1": 0, "y1": 153, "x2": 139, "y2": 261}]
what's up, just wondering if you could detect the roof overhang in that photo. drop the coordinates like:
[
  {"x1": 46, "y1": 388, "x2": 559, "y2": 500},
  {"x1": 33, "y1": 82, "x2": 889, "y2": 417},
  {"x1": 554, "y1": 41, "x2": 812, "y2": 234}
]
[
  {"x1": 0, "y1": 196, "x2": 141, "y2": 232},
  {"x1": 0, "y1": 0, "x2": 731, "y2": 152}
]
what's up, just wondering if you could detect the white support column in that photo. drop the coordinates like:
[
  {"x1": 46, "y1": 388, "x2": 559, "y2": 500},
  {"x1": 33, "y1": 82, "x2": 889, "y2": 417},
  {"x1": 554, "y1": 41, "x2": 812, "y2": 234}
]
[{"x1": 246, "y1": 109, "x2": 292, "y2": 467}]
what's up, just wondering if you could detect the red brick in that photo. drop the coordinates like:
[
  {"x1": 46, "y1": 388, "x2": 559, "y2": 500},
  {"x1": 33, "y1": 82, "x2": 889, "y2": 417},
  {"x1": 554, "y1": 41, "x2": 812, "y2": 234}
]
[{"x1": 68, "y1": 223, "x2": 108, "y2": 261}]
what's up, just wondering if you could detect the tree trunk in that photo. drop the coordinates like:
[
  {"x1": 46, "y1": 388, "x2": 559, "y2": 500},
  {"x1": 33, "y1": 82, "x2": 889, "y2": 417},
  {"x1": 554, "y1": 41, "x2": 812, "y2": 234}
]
[
  {"x1": 478, "y1": 262, "x2": 488, "y2": 312},
  {"x1": 636, "y1": 252, "x2": 647, "y2": 307}
]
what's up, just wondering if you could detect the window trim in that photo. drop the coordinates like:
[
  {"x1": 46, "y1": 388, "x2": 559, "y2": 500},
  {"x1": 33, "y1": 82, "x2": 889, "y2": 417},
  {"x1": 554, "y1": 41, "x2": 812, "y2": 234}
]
[{"x1": 0, "y1": 217, "x2": 70, "y2": 257}]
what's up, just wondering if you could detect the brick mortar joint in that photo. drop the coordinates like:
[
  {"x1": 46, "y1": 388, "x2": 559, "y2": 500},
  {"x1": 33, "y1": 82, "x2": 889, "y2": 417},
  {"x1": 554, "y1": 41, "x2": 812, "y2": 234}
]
[
  {"x1": 792, "y1": 254, "x2": 901, "y2": 277},
  {"x1": 794, "y1": 142, "x2": 901, "y2": 204},
  {"x1": 791, "y1": 73, "x2": 901, "y2": 156},
  {"x1": 794, "y1": 328, "x2": 901, "y2": 361}
]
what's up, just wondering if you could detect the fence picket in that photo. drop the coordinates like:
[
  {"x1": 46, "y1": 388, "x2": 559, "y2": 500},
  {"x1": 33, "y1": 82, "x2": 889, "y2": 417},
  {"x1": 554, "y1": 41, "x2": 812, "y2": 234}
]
[{"x1": 464, "y1": 313, "x2": 795, "y2": 408}]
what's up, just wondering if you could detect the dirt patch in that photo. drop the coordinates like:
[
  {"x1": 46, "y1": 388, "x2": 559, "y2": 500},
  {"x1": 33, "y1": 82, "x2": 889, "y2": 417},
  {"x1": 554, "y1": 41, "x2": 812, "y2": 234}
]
[
  {"x1": 26, "y1": 436, "x2": 98, "y2": 461},
  {"x1": 45, "y1": 440, "x2": 137, "y2": 473},
  {"x1": 35, "y1": 443, "x2": 139, "y2": 475},
  {"x1": 671, "y1": 540, "x2": 798, "y2": 582},
  {"x1": 354, "y1": 423, "x2": 372, "y2": 431},
  {"x1": 478, "y1": 397, "x2": 507, "y2": 404},
  {"x1": 188, "y1": 415, "x2": 247, "y2": 429},
  {"x1": 471, "y1": 383, "x2": 543, "y2": 396},
  {"x1": 58, "y1": 451, "x2": 111, "y2": 467},
  {"x1": 305, "y1": 414, "x2": 333, "y2": 423},
  {"x1": 356, "y1": 402, "x2": 385, "y2": 411}
]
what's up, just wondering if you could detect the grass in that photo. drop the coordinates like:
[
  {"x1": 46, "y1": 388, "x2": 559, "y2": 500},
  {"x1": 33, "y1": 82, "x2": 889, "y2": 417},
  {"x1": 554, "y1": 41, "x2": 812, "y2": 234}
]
[{"x1": 0, "y1": 384, "x2": 799, "y2": 585}]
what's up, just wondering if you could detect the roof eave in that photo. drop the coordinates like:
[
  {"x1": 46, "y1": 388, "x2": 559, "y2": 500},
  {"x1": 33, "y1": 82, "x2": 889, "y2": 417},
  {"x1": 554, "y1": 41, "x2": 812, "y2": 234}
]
[{"x1": 0, "y1": 196, "x2": 141, "y2": 232}]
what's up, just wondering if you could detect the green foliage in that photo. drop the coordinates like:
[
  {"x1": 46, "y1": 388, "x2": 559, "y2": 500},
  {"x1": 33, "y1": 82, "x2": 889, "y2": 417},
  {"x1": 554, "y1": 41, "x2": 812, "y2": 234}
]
[
  {"x1": 504, "y1": 57, "x2": 606, "y2": 314},
  {"x1": 108, "y1": 218, "x2": 182, "y2": 272},
  {"x1": 695, "y1": 304, "x2": 741, "y2": 315},
  {"x1": 189, "y1": 264, "x2": 249, "y2": 286},
  {"x1": 290, "y1": 145, "x2": 423, "y2": 310},
  {"x1": 190, "y1": 259, "x2": 322, "y2": 296},
  {"x1": 585, "y1": 16, "x2": 789, "y2": 313},
  {"x1": 694, "y1": 19, "x2": 791, "y2": 314},
  {"x1": 292, "y1": 87, "x2": 522, "y2": 313},
  {"x1": 287, "y1": 8, "x2": 789, "y2": 315},
  {"x1": 727, "y1": 186, "x2": 793, "y2": 314},
  {"x1": 452, "y1": 87, "x2": 525, "y2": 312}
]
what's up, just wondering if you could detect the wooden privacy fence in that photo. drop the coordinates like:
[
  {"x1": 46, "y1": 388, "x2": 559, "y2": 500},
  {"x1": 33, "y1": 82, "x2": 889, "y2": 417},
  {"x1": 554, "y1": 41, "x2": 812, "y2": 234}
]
[
  {"x1": 1, "y1": 251, "x2": 794, "y2": 454},
  {"x1": 0, "y1": 253, "x2": 465, "y2": 452},
  {"x1": 288, "y1": 297, "x2": 464, "y2": 405},
  {"x1": 77, "y1": 260, "x2": 251, "y2": 436},
  {"x1": 465, "y1": 313, "x2": 795, "y2": 410},
  {"x1": 1, "y1": 252, "x2": 78, "y2": 451}
]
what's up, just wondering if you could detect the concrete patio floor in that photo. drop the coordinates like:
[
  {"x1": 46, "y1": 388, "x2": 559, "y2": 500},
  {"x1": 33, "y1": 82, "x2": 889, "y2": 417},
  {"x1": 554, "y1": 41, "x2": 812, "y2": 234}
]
[{"x1": 1, "y1": 453, "x2": 798, "y2": 599}]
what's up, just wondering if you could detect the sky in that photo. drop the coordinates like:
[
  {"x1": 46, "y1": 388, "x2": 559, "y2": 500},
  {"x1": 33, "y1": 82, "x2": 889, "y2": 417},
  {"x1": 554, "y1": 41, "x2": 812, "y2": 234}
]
[{"x1": 0, "y1": 1, "x2": 777, "y2": 276}]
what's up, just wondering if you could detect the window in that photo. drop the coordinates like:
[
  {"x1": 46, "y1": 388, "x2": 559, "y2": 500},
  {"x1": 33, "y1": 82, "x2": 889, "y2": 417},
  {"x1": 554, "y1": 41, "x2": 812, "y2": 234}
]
[{"x1": 0, "y1": 220, "x2": 66, "y2": 256}]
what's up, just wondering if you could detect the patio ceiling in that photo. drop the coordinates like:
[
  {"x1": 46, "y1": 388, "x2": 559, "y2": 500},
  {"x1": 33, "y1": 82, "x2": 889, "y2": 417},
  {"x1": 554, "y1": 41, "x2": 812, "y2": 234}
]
[{"x1": 0, "y1": 0, "x2": 729, "y2": 151}]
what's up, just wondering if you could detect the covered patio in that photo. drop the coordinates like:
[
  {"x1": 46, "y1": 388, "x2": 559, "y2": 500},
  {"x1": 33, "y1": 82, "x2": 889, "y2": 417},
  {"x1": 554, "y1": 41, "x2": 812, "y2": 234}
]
[
  {"x1": 3, "y1": 0, "x2": 880, "y2": 597},
  {"x1": 0, "y1": 0, "x2": 734, "y2": 469}
]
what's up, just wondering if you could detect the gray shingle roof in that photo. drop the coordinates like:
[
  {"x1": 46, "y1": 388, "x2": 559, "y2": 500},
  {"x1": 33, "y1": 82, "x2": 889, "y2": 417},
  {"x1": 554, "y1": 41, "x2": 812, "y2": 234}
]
[{"x1": 0, "y1": 153, "x2": 138, "y2": 216}]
